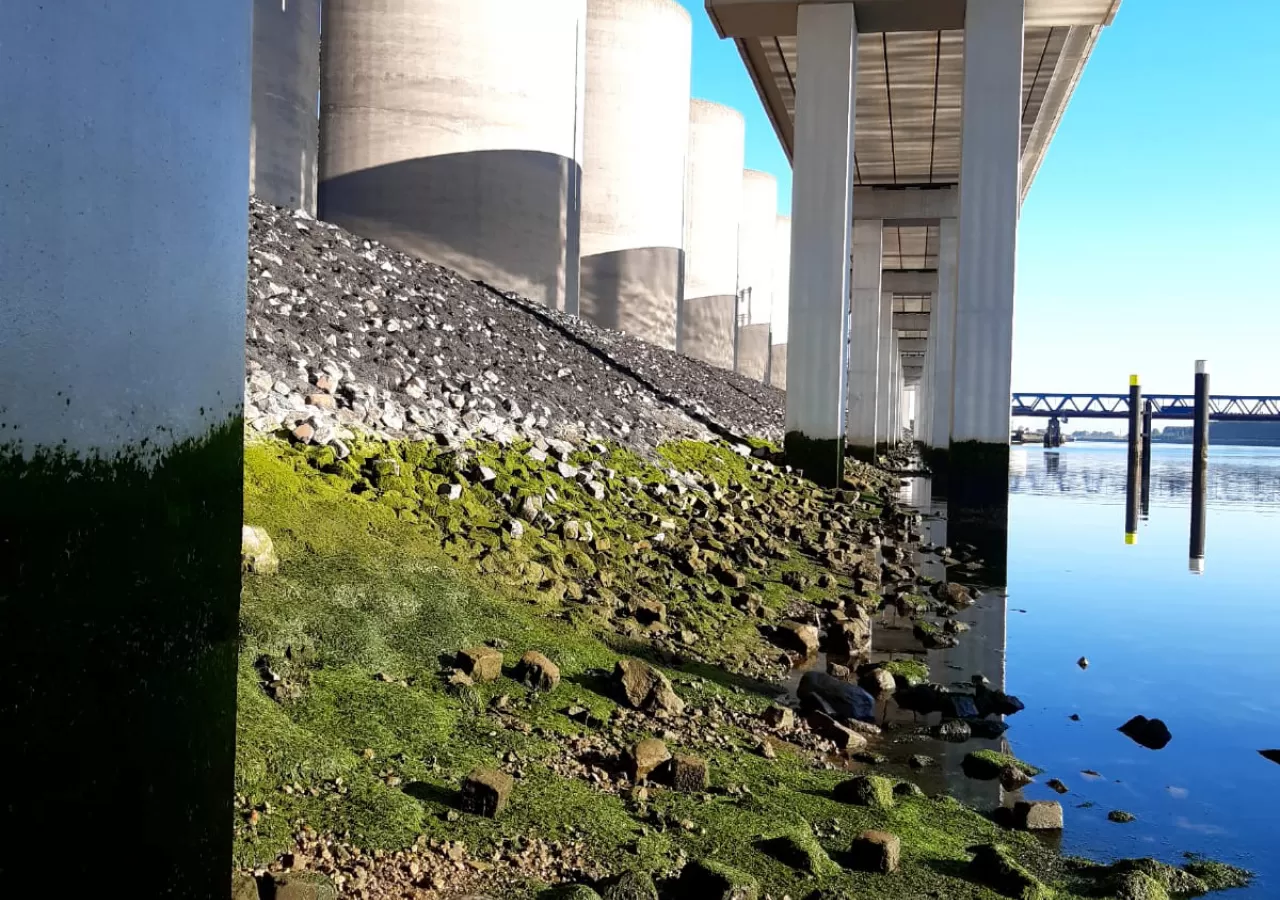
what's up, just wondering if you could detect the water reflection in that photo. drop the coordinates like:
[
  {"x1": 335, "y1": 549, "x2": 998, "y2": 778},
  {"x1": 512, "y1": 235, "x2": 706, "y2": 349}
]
[{"x1": 907, "y1": 442, "x2": 1280, "y2": 896}]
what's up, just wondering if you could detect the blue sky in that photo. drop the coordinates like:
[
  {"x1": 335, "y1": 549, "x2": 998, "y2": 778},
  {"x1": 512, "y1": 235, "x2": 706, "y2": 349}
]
[{"x1": 679, "y1": 0, "x2": 1280, "y2": 398}]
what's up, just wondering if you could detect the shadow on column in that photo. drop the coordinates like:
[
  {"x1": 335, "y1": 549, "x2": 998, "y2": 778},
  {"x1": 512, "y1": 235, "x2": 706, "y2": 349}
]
[{"x1": 933, "y1": 443, "x2": 1010, "y2": 580}]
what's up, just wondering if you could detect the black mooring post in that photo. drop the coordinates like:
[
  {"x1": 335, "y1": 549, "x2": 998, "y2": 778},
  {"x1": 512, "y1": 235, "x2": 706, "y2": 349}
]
[
  {"x1": 1190, "y1": 360, "x2": 1210, "y2": 572},
  {"x1": 1125, "y1": 375, "x2": 1142, "y2": 543},
  {"x1": 1140, "y1": 399, "x2": 1153, "y2": 518}
]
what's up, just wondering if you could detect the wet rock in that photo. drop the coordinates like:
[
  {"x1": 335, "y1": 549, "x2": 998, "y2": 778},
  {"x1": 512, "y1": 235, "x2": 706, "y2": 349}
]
[
  {"x1": 545, "y1": 888, "x2": 603, "y2": 900},
  {"x1": 1261, "y1": 749, "x2": 1280, "y2": 765},
  {"x1": 1014, "y1": 800, "x2": 1063, "y2": 831},
  {"x1": 232, "y1": 873, "x2": 260, "y2": 900},
  {"x1": 456, "y1": 646, "x2": 502, "y2": 682},
  {"x1": 613, "y1": 658, "x2": 685, "y2": 715},
  {"x1": 797, "y1": 671, "x2": 875, "y2": 723},
  {"x1": 893, "y1": 781, "x2": 925, "y2": 798},
  {"x1": 671, "y1": 753, "x2": 709, "y2": 793},
  {"x1": 515, "y1": 651, "x2": 560, "y2": 691},
  {"x1": 242, "y1": 525, "x2": 280, "y2": 575},
  {"x1": 601, "y1": 871, "x2": 659, "y2": 900},
  {"x1": 1108, "y1": 809, "x2": 1136, "y2": 823},
  {"x1": 629, "y1": 738, "x2": 671, "y2": 782},
  {"x1": 848, "y1": 830, "x2": 901, "y2": 874},
  {"x1": 833, "y1": 774, "x2": 895, "y2": 809},
  {"x1": 912, "y1": 620, "x2": 959, "y2": 650},
  {"x1": 1105, "y1": 859, "x2": 1207, "y2": 896},
  {"x1": 1118, "y1": 715, "x2": 1172, "y2": 750},
  {"x1": 1046, "y1": 778, "x2": 1069, "y2": 794},
  {"x1": 272, "y1": 872, "x2": 337, "y2": 900},
  {"x1": 761, "y1": 705, "x2": 794, "y2": 730},
  {"x1": 771, "y1": 620, "x2": 820, "y2": 656},
  {"x1": 758, "y1": 832, "x2": 838, "y2": 875},
  {"x1": 459, "y1": 767, "x2": 513, "y2": 818},
  {"x1": 804, "y1": 709, "x2": 867, "y2": 752},
  {"x1": 934, "y1": 720, "x2": 972, "y2": 743},
  {"x1": 676, "y1": 859, "x2": 759, "y2": 900},
  {"x1": 828, "y1": 618, "x2": 872, "y2": 656},
  {"x1": 909, "y1": 754, "x2": 935, "y2": 769},
  {"x1": 631, "y1": 597, "x2": 667, "y2": 625},
  {"x1": 860, "y1": 668, "x2": 897, "y2": 696},
  {"x1": 968, "y1": 844, "x2": 1047, "y2": 900},
  {"x1": 976, "y1": 685, "x2": 1026, "y2": 717},
  {"x1": 1001, "y1": 766, "x2": 1035, "y2": 791},
  {"x1": 962, "y1": 717, "x2": 1010, "y2": 739},
  {"x1": 1078, "y1": 657, "x2": 1089, "y2": 669},
  {"x1": 932, "y1": 581, "x2": 975, "y2": 606}
]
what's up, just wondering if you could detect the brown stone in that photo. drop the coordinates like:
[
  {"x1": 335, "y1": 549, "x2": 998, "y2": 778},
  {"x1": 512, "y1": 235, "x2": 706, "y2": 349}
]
[
  {"x1": 232, "y1": 874, "x2": 261, "y2": 900},
  {"x1": 761, "y1": 705, "x2": 794, "y2": 729},
  {"x1": 272, "y1": 872, "x2": 337, "y2": 900},
  {"x1": 514, "y1": 650, "x2": 559, "y2": 691},
  {"x1": 862, "y1": 668, "x2": 897, "y2": 696},
  {"x1": 632, "y1": 597, "x2": 667, "y2": 625},
  {"x1": 848, "y1": 830, "x2": 901, "y2": 874},
  {"x1": 630, "y1": 738, "x2": 671, "y2": 781},
  {"x1": 1000, "y1": 765, "x2": 1035, "y2": 791},
  {"x1": 613, "y1": 658, "x2": 685, "y2": 715},
  {"x1": 1014, "y1": 800, "x2": 1064, "y2": 831},
  {"x1": 456, "y1": 646, "x2": 503, "y2": 683},
  {"x1": 804, "y1": 709, "x2": 868, "y2": 752},
  {"x1": 313, "y1": 374, "x2": 334, "y2": 393},
  {"x1": 671, "y1": 754, "x2": 709, "y2": 793},
  {"x1": 291, "y1": 422, "x2": 315, "y2": 443},
  {"x1": 459, "y1": 767, "x2": 513, "y2": 818},
  {"x1": 773, "y1": 620, "x2": 820, "y2": 656},
  {"x1": 305, "y1": 393, "x2": 336, "y2": 409}
]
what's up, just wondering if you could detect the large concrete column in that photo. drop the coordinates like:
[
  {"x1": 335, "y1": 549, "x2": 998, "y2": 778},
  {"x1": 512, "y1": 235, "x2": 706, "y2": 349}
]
[
  {"x1": 251, "y1": 0, "x2": 321, "y2": 212},
  {"x1": 951, "y1": 0, "x2": 1024, "y2": 509},
  {"x1": 783, "y1": 2, "x2": 858, "y2": 485},
  {"x1": 876, "y1": 291, "x2": 895, "y2": 452},
  {"x1": 845, "y1": 220, "x2": 883, "y2": 460},
  {"x1": 889, "y1": 334, "x2": 901, "y2": 444},
  {"x1": 928, "y1": 217, "x2": 959, "y2": 467},
  {"x1": 736, "y1": 169, "x2": 778, "y2": 381},
  {"x1": 918, "y1": 300, "x2": 935, "y2": 445},
  {"x1": 769, "y1": 214, "x2": 792, "y2": 389},
  {"x1": 0, "y1": 2, "x2": 250, "y2": 890}
]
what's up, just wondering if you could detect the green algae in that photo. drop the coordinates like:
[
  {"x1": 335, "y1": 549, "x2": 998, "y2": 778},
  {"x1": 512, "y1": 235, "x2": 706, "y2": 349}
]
[
  {"x1": 878, "y1": 658, "x2": 930, "y2": 686},
  {"x1": 234, "y1": 434, "x2": 1228, "y2": 899},
  {"x1": 1182, "y1": 858, "x2": 1253, "y2": 892},
  {"x1": 962, "y1": 750, "x2": 1043, "y2": 781}
]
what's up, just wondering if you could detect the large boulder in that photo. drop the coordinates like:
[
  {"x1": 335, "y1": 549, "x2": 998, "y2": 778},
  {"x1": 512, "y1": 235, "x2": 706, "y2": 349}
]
[
  {"x1": 1118, "y1": 715, "x2": 1172, "y2": 750},
  {"x1": 797, "y1": 671, "x2": 875, "y2": 723},
  {"x1": 241, "y1": 525, "x2": 279, "y2": 575},
  {"x1": 613, "y1": 658, "x2": 685, "y2": 715}
]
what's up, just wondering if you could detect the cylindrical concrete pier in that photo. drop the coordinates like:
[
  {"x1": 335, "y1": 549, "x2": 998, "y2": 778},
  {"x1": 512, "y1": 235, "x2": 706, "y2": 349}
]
[
  {"x1": 1141, "y1": 399, "x2": 1153, "y2": 517},
  {"x1": 736, "y1": 169, "x2": 778, "y2": 380},
  {"x1": 579, "y1": 0, "x2": 691, "y2": 348},
  {"x1": 1, "y1": 1, "x2": 250, "y2": 888},
  {"x1": 251, "y1": 0, "x2": 321, "y2": 212},
  {"x1": 1125, "y1": 375, "x2": 1142, "y2": 542},
  {"x1": 680, "y1": 99, "x2": 745, "y2": 369},
  {"x1": 319, "y1": 0, "x2": 587, "y2": 312},
  {"x1": 769, "y1": 214, "x2": 792, "y2": 389}
]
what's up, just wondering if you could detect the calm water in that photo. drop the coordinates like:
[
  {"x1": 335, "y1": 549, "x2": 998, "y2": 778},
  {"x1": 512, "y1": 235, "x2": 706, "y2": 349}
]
[{"x1": 916, "y1": 442, "x2": 1280, "y2": 894}]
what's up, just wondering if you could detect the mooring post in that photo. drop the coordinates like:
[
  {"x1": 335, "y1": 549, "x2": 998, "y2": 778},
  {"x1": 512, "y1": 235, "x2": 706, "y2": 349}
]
[
  {"x1": 1190, "y1": 360, "x2": 1210, "y2": 572},
  {"x1": 1125, "y1": 374, "x2": 1141, "y2": 543},
  {"x1": 1140, "y1": 399, "x2": 1153, "y2": 518}
]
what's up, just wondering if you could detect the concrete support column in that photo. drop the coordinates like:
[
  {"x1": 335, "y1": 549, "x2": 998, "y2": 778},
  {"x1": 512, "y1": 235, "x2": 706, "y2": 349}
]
[
  {"x1": 949, "y1": 0, "x2": 1023, "y2": 561},
  {"x1": 1, "y1": 1, "x2": 250, "y2": 890},
  {"x1": 918, "y1": 299, "x2": 935, "y2": 444},
  {"x1": 890, "y1": 336, "x2": 901, "y2": 443},
  {"x1": 782, "y1": 2, "x2": 859, "y2": 486},
  {"x1": 876, "y1": 291, "x2": 894, "y2": 452},
  {"x1": 928, "y1": 217, "x2": 959, "y2": 468},
  {"x1": 845, "y1": 220, "x2": 883, "y2": 459}
]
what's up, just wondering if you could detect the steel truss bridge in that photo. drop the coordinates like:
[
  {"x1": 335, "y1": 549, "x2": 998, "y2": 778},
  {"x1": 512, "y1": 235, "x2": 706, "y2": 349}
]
[{"x1": 1012, "y1": 394, "x2": 1280, "y2": 422}]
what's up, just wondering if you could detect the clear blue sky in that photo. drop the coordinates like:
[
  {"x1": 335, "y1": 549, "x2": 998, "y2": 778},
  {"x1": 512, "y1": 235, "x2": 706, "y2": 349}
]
[{"x1": 679, "y1": 0, "x2": 1280, "y2": 398}]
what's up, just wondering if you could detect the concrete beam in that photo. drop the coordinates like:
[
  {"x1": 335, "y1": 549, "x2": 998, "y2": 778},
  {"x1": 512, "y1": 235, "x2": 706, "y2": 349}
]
[
  {"x1": 894, "y1": 312, "x2": 931, "y2": 331},
  {"x1": 853, "y1": 185, "x2": 956, "y2": 224},
  {"x1": 881, "y1": 270, "x2": 937, "y2": 292},
  {"x1": 706, "y1": 0, "x2": 1119, "y2": 39},
  {"x1": 898, "y1": 338, "x2": 927, "y2": 354}
]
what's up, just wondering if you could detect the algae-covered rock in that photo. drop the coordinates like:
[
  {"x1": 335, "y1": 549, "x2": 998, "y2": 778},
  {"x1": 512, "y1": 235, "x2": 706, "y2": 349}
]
[
  {"x1": 805, "y1": 709, "x2": 868, "y2": 752},
  {"x1": 600, "y1": 871, "x2": 658, "y2": 900},
  {"x1": 833, "y1": 774, "x2": 895, "y2": 809},
  {"x1": 629, "y1": 738, "x2": 670, "y2": 782},
  {"x1": 456, "y1": 645, "x2": 503, "y2": 682},
  {"x1": 848, "y1": 830, "x2": 901, "y2": 874},
  {"x1": 232, "y1": 873, "x2": 260, "y2": 900},
  {"x1": 758, "y1": 830, "x2": 839, "y2": 875},
  {"x1": 677, "y1": 859, "x2": 759, "y2": 900},
  {"x1": 272, "y1": 872, "x2": 338, "y2": 900},
  {"x1": 242, "y1": 525, "x2": 280, "y2": 575},
  {"x1": 797, "y1": 670, "x2": 875, "y2": 723},
  {"x1": 1109, "y1": 872, "x2": 1170, "y2": 900},
  {"x1": 1108, "y1": 809, "x2": 1136, "y2": 824},
  {"x1": 967, "y1": 844, "x2": 1048, "y2": 900},
  {"x1": 1105, "y1": 859, "x2": 1207, "y2": 896},
  {"x1": 771, "y1": 620, "x2": 820, "y2": 656},
  {"x1": 542, "y1": 887, "x2": 603, "y2": 900},
  {"x1": 670, "y1": 753, "x2": 709, "y2": 792},
  {"x1": 803, "y1": 890, "x2": 857, "y2": 900},
  {"x1": 1182, "y1": 859, "x2": 1253, "y2": 892},
  {"x1": 962, "y1": 749, "x2": 1042, "y2": 782}
]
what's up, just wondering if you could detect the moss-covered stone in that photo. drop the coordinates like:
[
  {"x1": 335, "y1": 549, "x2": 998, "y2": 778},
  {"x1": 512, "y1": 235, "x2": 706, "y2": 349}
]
[
  {"x1": 877, "y1": 658, "x2": 929, "y2": 686},
  {"x1": 968, "y1": 844, "x2": 1049, "y2": 900},
  {"x1": 1109, "y1": 872, "x2": 1170, "y2": 900},
  {"x1": 833, "y1": 774, "x2": 895, "y2": 810},
  {"x1": 962, "y1": 750, "x2": 1042, "y2": 782},
  {"x1": 1105, "y1": 859, "x2": 1207, "y2": 896},
  {"x1": 600, "y1": 871, "x2": 658, "y2": 900},
  {"x1": 757, "y1": 830, "x2": 839, "y2": 876},
  {"x1": 678, "y1": 859, "x2": 760, "y2": 900},
  {"x1": 1182, "y1": 859, "x2": 1253, "y2": 892}
]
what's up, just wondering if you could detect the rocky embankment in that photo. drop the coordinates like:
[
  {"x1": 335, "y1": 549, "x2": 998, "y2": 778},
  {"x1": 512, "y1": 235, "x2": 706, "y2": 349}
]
[{"x1": 234, "y1": 201, "x2": 1250, "y2": 900}]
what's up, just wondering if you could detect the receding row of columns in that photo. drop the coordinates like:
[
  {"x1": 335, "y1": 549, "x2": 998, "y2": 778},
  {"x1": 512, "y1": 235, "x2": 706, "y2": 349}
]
[{"x1": 785, "y1": 0, "x2": 1023, "y2": 505}]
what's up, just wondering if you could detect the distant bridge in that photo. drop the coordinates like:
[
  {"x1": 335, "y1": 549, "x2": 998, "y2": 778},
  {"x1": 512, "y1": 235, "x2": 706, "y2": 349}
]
[{"x1": 1012, "y1": 394, "x2": 1280, "y2": 422}]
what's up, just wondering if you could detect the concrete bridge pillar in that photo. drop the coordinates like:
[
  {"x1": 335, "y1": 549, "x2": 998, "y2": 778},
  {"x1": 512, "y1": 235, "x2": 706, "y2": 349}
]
[
  {"x1": 949, "y1": 0, "x2": 1023, "y2": 538},
  {"x1": 876, "y1": 290, "x2": 895, "y2": 452},
  {"x1": 782, "y1": 2, "x2": 859, "y2": 485},
  {"x1": 845, "y1": 220, "x2": 883, "y2": 460},
  {"x1": 928, "y1": 217, "x2": 959, "y2": 468},
  {"x1": 0, "y1": 1, "x2": 250, "y2": 890}
]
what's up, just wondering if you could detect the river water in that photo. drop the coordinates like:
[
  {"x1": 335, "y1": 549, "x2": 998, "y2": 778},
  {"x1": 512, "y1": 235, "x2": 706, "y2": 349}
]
[{"x1": 902, "y1": 442, "x2": 1280, "y2": 894}]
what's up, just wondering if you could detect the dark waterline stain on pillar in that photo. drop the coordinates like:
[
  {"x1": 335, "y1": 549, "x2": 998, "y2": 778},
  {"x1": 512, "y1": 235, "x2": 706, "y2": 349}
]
[
  {"x1": 0, "y1": 419, "x2": 243, "y2": 896},
  {"x1": 945, "y1": 440, "x2": 1011, "y2": 576},
  {"x1": 785, "y1": 431, "x2": 846, "y2": 489}
]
